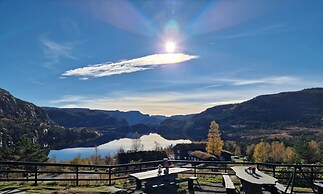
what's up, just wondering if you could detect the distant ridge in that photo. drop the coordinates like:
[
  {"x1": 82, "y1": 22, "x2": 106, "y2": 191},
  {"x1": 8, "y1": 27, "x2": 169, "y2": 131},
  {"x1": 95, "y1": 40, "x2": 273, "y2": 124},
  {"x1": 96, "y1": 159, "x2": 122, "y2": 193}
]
[
  {"x1": 43, "y1": 107, "x2": 194, "y2": 127},
  {"x1": 157, "y1": 88, "x2": 323, "y2": 141},
  {"x1": 42, "y1": 107, "x2": 129, "y2": 128}
]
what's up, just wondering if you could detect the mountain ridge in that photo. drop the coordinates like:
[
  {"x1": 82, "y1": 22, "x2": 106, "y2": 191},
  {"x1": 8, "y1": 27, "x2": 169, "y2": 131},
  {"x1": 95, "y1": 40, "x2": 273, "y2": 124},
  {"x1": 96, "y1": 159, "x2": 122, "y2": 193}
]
[
  {"x1": 1, "y1": 87, "x2": 322, "y2": 149},
  {"x1": 43, "y1": 107, "x2": 195, "y2": 127},
  {"x1": 0, "y1": 88, "x2": 99, "y2": 149},
  {"x1": 157, "y1": 87, "x2": 323, "y2": 141}
]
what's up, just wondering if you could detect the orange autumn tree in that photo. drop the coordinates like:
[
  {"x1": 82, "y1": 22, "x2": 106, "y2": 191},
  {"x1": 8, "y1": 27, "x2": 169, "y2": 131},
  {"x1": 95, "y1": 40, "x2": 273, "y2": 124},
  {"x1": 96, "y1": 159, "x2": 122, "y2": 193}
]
[
  {"x1": 253, "y1": 142, "x2": 271, "y2": 162},
  {"x1": 206, "y1": 121, "x2": 224, "y2": 156},
  {"x1": 271, "y1": 141, "x2": 286, "y2": 163},
  {"x1": 283, "y1": 147, "x2": 297, "y2": 164}
]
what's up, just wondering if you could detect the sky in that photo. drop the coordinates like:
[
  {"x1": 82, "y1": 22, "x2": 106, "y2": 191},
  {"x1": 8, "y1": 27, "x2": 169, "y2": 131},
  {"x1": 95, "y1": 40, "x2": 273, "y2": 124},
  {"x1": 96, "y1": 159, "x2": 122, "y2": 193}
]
[{"x1": 1, "y1": 0, "x2": 323, "y2": 116}]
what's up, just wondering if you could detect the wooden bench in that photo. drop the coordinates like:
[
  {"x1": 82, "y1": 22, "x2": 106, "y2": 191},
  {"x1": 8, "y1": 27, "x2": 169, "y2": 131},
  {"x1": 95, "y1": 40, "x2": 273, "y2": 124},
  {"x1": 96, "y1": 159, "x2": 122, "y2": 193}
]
[
  {"x1": 168, "y1": 177, "x2": 201, "y2": 190},
  {"x1": 274, "y1": 183, "x2": 292, "y2": 194},
  {"x1": 187, "y1": 176, "x2": 201, "y2": 190},
  {"x1": 222, "y1": 173, "x2": 235, "y2": 194},
  {"x1": 149, "y1": 177, "x2": 201, "y2": 192},
  {"x1": 314, "y1": 180, "x2": 323, "y2": 194}
]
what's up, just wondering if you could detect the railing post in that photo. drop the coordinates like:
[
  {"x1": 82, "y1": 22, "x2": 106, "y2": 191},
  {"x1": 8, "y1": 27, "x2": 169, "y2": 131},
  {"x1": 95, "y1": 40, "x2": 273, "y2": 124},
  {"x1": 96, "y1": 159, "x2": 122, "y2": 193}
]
[
  {"x1": 76, "y1": 166, "x2": 79, "y2": 186},
  {"x1": 224, "y1": 163, "x2": 227, "y2": 173},
  {"x1": 194, "y1": 163, "x2": 197, "y2": 177},
  {"x1": 34, "y1": 165, "x2": 38, "y2": 186},
  {"x1": 273, "y1": 165, "x2": 276, "y2": 177},
  {"x1": 310, "y1": 166, "x2": 314, "y2": 183},
  {"x1": 109, "y1": 167, "x2": 112, "y2": 185}
]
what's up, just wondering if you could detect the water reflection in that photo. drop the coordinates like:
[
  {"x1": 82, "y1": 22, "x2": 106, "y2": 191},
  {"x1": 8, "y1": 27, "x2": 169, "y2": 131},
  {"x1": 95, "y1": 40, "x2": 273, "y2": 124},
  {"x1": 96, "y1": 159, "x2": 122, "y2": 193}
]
[{"x1": 49, "y1": 133, "x2": 191, "y2": 161}]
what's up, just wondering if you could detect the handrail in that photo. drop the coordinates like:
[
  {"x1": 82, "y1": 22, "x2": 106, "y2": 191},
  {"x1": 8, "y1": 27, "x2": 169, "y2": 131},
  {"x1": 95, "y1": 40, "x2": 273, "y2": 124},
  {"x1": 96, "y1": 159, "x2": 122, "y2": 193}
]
[{"x1": 0, "y1": 160, "x2": 322, "y2": 188}]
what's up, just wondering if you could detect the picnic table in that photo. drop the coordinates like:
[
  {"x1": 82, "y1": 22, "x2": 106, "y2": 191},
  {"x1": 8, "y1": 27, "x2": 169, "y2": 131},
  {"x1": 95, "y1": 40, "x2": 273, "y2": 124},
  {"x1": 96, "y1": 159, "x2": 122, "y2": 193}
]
[
  {"x1": 232, "y1": 166, "x2": 278, "y2": 194},
  {"x1": 314, "y1": 179, "x2": 323, "y2": 194},
  {"x1": 129, "y1": 167, "x2": 191, "y2": 190}
]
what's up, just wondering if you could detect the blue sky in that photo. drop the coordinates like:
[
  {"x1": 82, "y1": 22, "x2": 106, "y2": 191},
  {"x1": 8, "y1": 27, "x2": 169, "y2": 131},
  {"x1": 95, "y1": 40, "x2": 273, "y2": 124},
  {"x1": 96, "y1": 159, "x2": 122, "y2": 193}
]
[{"x1": 1, "y1": 0, "x2": 323, "y2": 116}]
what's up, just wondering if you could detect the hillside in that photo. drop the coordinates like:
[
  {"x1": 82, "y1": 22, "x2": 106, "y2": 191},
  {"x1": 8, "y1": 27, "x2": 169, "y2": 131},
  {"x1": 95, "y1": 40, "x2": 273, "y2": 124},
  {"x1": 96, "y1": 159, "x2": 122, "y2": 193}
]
[
  {"x1": 43, "y1": 107, "x2": 129, "y2": 128},
  {"x1": 104, "y1": 110, "x2": 167, "y2": 125},
  {"x1": 43, "y1": 88, "x2": 323, "y2": 145},
  {"x1": 44, "y1": 108, "x2": 169, "y2": 126},
  {"x1": 2, "y1": 87, "x2": 322, "y2": 149},
  {"x1": 0, "y1": 89, "x2": 99, "y2": 149},
  {"x1": 158, "y1": 88, "x2": 323, "y2": 142}
]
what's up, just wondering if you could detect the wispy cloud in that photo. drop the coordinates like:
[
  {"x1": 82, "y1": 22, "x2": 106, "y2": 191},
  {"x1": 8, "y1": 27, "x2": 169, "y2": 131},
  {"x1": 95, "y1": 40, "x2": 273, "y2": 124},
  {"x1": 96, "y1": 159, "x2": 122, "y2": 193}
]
[
  {"x1": 48, "y1": 89, "x2": 255, "y2": 116},
  {"x1": 62, "y1": 53, "x2": 198, "y2": 78},
  {"x1": 40, "y1": 36, "x2": 78, "y2": 68},
  {"x1": 206, "y1": 100, "x2": 246, "y2": 106},
  {"x1": 215, "y1": 23, "x2": 286, "y2": 40},
  {"x1": 160, "y1": 75, "x2": 300, "y2": 89},
  {"x1": 50, "y1": 95, "x2": 86, "y2": 104},
  {"x1": 219, "y1": 76, "x2": 298, "y2": 86},
  {"x1": 47, "y1": 75, "x2": 320, "y2": 116}
]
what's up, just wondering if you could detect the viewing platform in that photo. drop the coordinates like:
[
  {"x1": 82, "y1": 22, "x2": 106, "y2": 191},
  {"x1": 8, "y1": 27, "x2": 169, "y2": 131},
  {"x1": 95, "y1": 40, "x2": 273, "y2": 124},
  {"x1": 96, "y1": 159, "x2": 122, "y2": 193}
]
[{"x1": 0, "y1": 160, "x2": 322, "y2": 193}]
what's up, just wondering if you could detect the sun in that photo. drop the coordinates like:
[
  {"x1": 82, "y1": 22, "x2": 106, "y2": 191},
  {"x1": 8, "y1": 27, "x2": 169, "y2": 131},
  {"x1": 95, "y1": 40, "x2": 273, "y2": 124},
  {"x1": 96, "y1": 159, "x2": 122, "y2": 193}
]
[{"x1": 165, "y1": 41, "x2": 176, "y2": 53}]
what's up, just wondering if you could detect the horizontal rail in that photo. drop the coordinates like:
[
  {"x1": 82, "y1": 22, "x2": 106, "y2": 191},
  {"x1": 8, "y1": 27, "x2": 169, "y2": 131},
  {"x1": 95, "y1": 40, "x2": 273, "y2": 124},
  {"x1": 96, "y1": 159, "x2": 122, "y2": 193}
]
[{"x1": 0, "y1": 160, "x2": 322, "y2": 188}]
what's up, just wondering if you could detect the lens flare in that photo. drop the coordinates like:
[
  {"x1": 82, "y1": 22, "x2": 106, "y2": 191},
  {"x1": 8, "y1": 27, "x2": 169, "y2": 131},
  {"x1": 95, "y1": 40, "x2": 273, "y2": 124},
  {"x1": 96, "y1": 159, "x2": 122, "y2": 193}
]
[{"x1": 165, "y1": 41, "x2": 176, "y2": 53}]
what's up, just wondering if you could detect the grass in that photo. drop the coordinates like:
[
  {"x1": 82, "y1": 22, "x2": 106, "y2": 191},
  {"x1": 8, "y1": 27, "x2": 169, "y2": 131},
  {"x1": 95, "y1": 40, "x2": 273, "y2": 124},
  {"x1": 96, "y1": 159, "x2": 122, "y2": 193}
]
[{"x1": 0, "y1": 182, "x2": 111, "y2": 193}]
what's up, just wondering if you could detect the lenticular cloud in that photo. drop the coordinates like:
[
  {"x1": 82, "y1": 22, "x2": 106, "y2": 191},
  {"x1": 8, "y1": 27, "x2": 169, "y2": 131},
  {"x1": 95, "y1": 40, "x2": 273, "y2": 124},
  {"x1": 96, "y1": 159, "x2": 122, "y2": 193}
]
[{"x1": 62, "y1": 53, "x2": 198, "y2": 78}]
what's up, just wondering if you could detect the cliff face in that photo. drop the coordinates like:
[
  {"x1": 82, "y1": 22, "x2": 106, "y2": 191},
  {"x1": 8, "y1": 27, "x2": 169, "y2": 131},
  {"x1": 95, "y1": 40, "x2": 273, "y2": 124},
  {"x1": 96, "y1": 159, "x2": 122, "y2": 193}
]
[{"x1": 0, "y1": 88, "x2": 99, "y2": 149}]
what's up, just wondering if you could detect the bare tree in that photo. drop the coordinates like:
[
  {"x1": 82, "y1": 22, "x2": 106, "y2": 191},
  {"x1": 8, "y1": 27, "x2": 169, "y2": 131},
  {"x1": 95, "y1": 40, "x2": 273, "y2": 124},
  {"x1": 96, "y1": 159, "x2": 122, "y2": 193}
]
[
  {"x1": 131, "y1": 132, "x2": 143, "y2": 152},
  {"x1": 154, "y1": 141, "x2": 163, "y2": 151}
]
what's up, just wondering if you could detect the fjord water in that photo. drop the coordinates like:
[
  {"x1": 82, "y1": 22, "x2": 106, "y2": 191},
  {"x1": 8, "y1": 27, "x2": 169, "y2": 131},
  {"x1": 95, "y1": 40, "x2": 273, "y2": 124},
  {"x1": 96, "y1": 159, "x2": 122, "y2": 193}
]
[{"x1": 49, "y1": 133, "x2": 191, "y2": 161}]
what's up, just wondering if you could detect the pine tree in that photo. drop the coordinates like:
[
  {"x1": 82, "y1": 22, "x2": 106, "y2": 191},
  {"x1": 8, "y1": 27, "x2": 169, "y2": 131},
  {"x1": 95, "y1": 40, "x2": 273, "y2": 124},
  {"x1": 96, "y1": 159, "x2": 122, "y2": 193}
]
[
  {"x1": 12, "y1": 137, "x2": 48, "y2": 162},
  {"x1": 246, "y1": 144, "x2": 256, "y2": 161},
  {"x1": 206, "y1": 121, "x2": 223, "y2": 156}
]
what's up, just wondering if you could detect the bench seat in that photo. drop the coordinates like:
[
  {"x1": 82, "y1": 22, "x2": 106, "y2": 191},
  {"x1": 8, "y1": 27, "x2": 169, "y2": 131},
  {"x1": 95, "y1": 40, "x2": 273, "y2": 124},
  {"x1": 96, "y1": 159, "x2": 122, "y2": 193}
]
[
  {"x1": 222, "y1": 173, "x2": 235, "y2": 194},
  {"x1": 314, "y1": 180, "x2": 323, "y2": 194},
  {"x1": 275, "y1": 183, "x2": 292, "y2": 194}
]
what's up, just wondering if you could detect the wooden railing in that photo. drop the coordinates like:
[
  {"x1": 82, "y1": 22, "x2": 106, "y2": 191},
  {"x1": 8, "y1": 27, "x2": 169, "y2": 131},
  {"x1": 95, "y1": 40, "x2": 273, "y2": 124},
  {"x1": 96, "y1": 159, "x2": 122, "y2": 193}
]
[{"x1": 0, "y1": 160, "x2": 322, "y2": 189}]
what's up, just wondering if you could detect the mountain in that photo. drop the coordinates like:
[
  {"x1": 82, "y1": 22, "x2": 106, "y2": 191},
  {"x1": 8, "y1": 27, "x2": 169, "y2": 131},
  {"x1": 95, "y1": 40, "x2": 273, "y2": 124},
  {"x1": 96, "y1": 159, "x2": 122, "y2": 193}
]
[
  {"x1": 104, "y1": 110, "x2": 167, "y2": 125},
  {"x1": 44, "y1": 108, "x2": 168, "y2": 126},
  {"x1": 0, "y1": 89, "x2": 99, "y2": 149},
  {"x1": 3, "y1": 87, "x2": 321, "y2": 150},
  {"x1": 170, "y1": 114, "x2": 194, "y2": 120},
  {"x1": 158, "y1": 88, "x2": 323, "y2": 142},
  {"x1": 41, "y1": 108, "x2": 195, "y2": 147},
  {"x1": 43, "y1": 108, "x2": 194, "y2": 127},
  {"x1": 43, "y1": 107, "x2": 129, "y2": 128}
]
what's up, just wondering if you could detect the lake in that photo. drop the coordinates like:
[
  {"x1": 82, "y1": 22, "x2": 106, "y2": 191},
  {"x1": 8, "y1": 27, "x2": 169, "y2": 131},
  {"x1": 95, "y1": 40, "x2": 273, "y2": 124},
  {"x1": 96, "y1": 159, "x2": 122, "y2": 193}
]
[{"x1": 49, "y1": 133, "x2": 191, "y2": 161}]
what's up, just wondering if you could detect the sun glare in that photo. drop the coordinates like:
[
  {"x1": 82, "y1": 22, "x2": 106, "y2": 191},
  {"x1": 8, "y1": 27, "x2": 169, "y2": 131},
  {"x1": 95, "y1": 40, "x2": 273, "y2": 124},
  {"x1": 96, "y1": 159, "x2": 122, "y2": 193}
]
[{"x1": 165, "y1": 41, "x2": 176, "y2": 53}]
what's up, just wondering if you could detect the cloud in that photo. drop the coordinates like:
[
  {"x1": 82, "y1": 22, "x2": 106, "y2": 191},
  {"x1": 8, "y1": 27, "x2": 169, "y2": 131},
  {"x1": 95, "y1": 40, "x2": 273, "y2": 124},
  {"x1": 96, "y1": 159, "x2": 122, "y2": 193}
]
[
  {"x1": 48, "y1": 89, "x2": 252, "y2": 116},
  {"x1": 47, "y1": 74, "x2": 321, "y2": 116},
  {"x1": 40, "y1": 36, "x2": 77, "y2": 67},
  {"x1": 206, "y1": 100, "x2": 246, "y2": 106},
  {"x1": 62, "y1": 53, "x2": 198, "y2": 78},
  {"x1": 218, "y1": 76, "x2": 299, "y2": 86},
  {"x1": 50, "y1": 95, "x2": 86, "y2": 104},
  {"x1": 216, "y1": 23, "x2": 286, "y2": 40}
]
